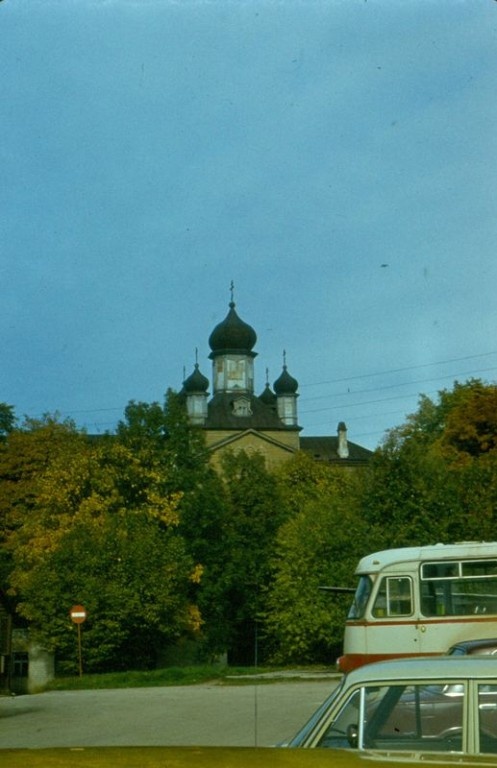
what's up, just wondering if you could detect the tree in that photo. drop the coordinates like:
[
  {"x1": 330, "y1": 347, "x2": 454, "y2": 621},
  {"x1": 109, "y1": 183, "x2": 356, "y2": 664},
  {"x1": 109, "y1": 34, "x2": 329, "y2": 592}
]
[
  {"x1": 265, "y1": 454, "x2": 367, "y2": 663},
  {"x1": 0, "y1": 415, "x2": 84, "y2": 586},
  {"x1": 359, "y1": 380, "x2": 497, "y2": 548},
  {"x1": 0, "y1": 403, "x2": 16, "y2": 439},
  {"x1": 6, "y1": 429, "x2": 199, "y2": 672},
  {"x1": 437, "y1": 383, "x2": 497, "y2": 459},
  {"x1": 205, "y1": 450, "x2": 288, "y2": 664},
  {"x1": 117, "y1": 390, "x2": 208, "y2": 489},
  {"x1": 117, "y1": 391, "x2": 228, "y2": 660}
]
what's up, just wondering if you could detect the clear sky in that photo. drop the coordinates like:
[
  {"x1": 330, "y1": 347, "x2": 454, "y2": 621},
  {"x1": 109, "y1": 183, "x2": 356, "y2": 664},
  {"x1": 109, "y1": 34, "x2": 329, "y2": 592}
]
[{"x1": 2, "y1": 0, "x2": 497, "y2": 451}]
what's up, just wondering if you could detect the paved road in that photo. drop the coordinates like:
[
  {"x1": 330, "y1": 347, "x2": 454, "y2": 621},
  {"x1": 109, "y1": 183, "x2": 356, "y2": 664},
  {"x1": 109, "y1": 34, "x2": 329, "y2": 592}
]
[{"x1": 0, "y1": 678, "x2": 340, "y2": 749}]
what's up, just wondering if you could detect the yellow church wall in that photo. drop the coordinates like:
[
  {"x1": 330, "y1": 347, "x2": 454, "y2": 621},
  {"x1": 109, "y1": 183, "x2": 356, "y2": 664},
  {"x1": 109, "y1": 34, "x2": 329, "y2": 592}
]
[{"x1": 205, "y1": 430, "x2": 300, "y2": 472}]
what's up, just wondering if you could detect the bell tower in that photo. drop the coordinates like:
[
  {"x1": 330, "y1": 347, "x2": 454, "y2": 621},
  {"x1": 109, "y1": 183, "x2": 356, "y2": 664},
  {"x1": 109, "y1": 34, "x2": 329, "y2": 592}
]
[{"x1": 208, "y1": 283, "x2": 257, "y2": 397}]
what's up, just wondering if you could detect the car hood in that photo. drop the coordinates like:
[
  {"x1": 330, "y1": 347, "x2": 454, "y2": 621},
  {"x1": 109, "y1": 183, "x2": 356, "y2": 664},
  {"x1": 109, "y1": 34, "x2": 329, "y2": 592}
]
[{"x1": 3, "y1": 747, "x2": 497, "y2": 768}]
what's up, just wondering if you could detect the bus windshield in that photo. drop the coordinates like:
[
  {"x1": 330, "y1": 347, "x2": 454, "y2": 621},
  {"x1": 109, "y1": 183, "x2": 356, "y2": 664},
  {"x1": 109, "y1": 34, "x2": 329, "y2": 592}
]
[{"x1": 347, "y1": 575, "x2": 373, "y2": 619}]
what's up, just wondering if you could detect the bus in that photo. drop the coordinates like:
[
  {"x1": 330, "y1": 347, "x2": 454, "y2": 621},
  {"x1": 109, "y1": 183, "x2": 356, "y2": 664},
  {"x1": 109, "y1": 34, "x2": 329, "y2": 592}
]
[{"x1": 337, "y1": 541, "x2": 497, "y2": 673}]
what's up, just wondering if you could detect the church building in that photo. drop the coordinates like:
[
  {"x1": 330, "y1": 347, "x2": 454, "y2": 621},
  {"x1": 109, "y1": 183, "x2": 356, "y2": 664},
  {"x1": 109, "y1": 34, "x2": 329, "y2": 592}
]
[{"x1": 180, "y1": 293, "x2": 373, "y2": 471}]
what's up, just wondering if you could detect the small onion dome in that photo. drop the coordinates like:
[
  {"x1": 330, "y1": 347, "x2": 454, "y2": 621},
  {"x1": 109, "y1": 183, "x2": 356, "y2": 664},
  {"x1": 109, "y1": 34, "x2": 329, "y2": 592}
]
[
  {"x1": 208, "y1": 302, "x2": 257, "y2": 356},
  {"x1": 273, "y1": 365, "x2": 299, "y2": 395},
  {"x1": 259, "y1": 383, "x2": 277, "y2": 406},
  {"x1": 183, "y1": 363, "x2": 209, "y2": 393}
]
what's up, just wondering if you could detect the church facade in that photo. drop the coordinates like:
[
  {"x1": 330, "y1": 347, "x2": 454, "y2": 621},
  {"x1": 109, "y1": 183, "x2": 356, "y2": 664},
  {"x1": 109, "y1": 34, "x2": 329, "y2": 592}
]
[{"x1": 180, "y1": 295, "x2": 373, "y2": 471}]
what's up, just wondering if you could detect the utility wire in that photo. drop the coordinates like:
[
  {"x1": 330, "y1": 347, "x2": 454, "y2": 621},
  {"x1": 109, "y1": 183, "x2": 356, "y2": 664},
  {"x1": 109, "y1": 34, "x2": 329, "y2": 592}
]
[{"x1": 299, "y1": 350, "x2": 497, "y2": 389}]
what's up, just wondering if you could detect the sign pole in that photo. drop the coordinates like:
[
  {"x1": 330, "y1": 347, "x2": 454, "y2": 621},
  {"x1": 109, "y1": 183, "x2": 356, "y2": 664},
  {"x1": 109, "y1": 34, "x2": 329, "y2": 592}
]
[
  {"x1": 76, "y1": 622, "x2": 83, "y2": 677},
  {"x1": 70, "y1": 605, "x2": 87, "y2": 678}
]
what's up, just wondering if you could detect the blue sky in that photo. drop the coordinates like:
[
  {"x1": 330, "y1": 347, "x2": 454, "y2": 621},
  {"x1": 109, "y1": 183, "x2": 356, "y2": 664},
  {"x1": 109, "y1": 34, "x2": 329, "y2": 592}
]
[{"x1": 2, "y1": 0, "x2": 497, "y2": 450}]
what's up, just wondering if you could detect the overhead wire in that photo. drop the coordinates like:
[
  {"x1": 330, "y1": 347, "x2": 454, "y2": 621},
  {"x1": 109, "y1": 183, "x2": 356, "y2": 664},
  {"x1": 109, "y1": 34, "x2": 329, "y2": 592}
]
[{"x1": 22, "y1": 349, "x2": 497, "y2": 442}]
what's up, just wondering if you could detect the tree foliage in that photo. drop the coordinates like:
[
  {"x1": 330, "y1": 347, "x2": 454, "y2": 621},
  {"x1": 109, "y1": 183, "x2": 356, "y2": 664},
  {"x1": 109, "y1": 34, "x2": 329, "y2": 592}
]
[
  {"x1": 0, "y1": 403, "x2": 16, "y2": 439},
  {"x1": 360, "y1": 379, "x2": 497, "y2": 547},
  {"x1": 208, "y1": 449, "x2": 289, "y2": 663},
  {"x1": 265, "y1": 454, "x2": 368, "y2": 663},
  {"x1": 3, "y1": 378, "x2": 497, "y2": 672},
  {"x1": 3, "y1": 415, "x2": 199, "y2": 672}
]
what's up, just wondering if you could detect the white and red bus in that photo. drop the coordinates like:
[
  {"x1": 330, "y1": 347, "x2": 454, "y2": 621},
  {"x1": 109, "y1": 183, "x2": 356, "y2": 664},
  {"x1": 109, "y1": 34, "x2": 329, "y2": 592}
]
[{"x1": 338, "y1": 541, "x2": 497, "y2": 673}]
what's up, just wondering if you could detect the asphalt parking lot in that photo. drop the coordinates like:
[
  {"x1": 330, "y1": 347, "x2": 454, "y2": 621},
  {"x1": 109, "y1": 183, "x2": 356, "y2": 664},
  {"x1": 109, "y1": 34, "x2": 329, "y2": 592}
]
[{"x1": 0, "y1": 676, "x2": 340, "y2": 749}]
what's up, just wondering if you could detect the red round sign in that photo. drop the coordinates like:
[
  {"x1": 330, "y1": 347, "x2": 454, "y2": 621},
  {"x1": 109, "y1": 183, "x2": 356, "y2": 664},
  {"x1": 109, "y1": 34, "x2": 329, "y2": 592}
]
[{"x1": 70, "y1": 605, "x2": 87, "y2": 624}]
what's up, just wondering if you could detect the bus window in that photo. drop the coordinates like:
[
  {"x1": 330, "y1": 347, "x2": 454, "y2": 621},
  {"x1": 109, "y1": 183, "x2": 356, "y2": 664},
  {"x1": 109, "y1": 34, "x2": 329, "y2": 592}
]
[
  {"x1": 347, "y1": 576, "x2": 373, "y2": 620},
  {"x1": 463, "y1": 560, "x2": 497, "y2": 577},
  {"x1": 372, "y1": 576, "x2": 413, "y2": 618},
  {"x1": 422, "y1": 562, "x2": 459, "y2": 579},
  {"x1": 421, "y1": 559, "x2": 497, "y2": 617}
]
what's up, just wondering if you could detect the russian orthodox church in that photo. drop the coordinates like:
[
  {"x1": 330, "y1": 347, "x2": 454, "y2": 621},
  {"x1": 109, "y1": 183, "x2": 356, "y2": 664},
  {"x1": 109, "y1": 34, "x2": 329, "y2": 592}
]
[{"x1": 181, "y1": 292, "x2": 373, "y2": 471}]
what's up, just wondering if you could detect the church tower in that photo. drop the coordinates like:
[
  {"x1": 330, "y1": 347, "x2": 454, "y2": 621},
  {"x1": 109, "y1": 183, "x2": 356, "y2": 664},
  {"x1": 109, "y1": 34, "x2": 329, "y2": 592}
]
[{"x1": 183, "y1": 287, "x2": 301, "y2": 470}]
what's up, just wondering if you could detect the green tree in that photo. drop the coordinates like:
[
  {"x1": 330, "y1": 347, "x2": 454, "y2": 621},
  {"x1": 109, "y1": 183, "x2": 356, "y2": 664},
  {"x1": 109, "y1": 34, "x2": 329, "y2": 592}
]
[
  {"x1": 176, "y1": 467, "x2": 231, "y2": 659},
  {"x1": 117, "y1": 390, "x2": 208, "y2": 488},
  {"x1": 210, "y1": 450, "x2": 288, "y2": 664},
  {"x1": 0, "y1": 403, "x2": 16, "y2": 439},
  {"x1": 117, "y1": 391, "x2": 227, "y2": 659},
  {"x1": 6, "y1": 431, "x2": 198, "y2": 672},
  {"x1": 358, "y1": 379, "x2": 497, "y2": 548},
  {"x1": 265, "y1": 455, "x2": 367, "y2": 663}
]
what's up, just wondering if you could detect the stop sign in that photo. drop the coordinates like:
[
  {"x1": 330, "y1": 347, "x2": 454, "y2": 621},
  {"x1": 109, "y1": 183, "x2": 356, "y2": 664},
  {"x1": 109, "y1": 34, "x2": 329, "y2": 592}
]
[{"x1": 70, "y1": 605, "x2": 87, "y2": 624}]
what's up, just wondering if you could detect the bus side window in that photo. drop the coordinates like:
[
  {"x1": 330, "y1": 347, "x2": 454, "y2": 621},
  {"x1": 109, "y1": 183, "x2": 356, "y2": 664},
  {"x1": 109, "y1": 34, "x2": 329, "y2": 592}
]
[{"x1": 372, "y1": 577, "x2": 413, "y2": 618}]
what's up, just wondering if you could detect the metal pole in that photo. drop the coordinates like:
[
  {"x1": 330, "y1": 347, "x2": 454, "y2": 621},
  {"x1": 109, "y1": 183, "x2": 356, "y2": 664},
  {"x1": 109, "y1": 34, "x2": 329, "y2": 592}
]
[{"x1": 77, "y1": 623, "x2": 83, "y2": 677}]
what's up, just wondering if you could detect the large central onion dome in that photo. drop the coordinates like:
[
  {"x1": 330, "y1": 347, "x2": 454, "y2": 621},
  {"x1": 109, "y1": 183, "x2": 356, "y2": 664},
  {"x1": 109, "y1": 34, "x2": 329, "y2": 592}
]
[{"x1": 208, "y1": 301, "x2": 257, "y2": 356}]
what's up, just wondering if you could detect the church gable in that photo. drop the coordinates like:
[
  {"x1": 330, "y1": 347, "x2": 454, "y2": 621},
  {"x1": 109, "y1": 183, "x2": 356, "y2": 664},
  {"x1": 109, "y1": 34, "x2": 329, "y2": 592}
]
[{"x1": 205, "y1": 428, "x2": 299, "y2": 472}]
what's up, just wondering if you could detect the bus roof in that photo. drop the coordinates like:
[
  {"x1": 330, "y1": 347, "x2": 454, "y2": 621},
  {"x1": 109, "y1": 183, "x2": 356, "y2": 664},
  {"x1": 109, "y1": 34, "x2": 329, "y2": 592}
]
[{"x1": 355, "y1": 541, "x2": 497, "y2": 575}]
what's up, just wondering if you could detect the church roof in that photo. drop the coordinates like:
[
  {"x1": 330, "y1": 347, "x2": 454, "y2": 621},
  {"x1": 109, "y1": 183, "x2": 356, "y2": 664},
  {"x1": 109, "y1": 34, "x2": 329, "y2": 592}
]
[
  {"x1": 204, "y1": 393, "x2": 300, "y2": 431},
  {"x1": 273, "y1": 365, "x2": 299, "y2": 395},
  {"x1": 300, "y1": 436, "x2": 373, "y2": 465},
  {"x1": 258, "y1": 382, "x2": 277, "y2": 407},
  {"x1": 208, "y1": 302, "x2": 257, "y2": 358},
  {"x1": 183, "y1": 363, "x2": 209, "y2": 393}
]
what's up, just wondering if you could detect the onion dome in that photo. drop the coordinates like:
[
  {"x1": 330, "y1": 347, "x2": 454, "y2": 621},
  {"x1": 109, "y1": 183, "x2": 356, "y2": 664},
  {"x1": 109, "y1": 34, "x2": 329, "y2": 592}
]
[
  {"x1": 274, "y1": 365, "x2": 299, "y2": 395},
  {"x1": 183, "y1": 363, "x2": 209, "y2": 393},
  {"x1": 208, "y1": 302, "x2": 257, "y2": 357},
  {"x1": 259, "y1": 382, "x2": 277, "y2": 406}
]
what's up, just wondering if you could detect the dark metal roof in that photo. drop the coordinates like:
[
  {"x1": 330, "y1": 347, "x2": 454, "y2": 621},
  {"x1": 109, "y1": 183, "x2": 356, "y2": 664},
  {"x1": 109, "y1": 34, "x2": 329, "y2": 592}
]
[
  {"x1": 204, "y1": 393, "x2": 300, "y2": 431},
  {"x1": 300, "y1": 435, "x2": 373, "y2": 465},
  {"x1": 208, "y1": 302, "x2": 257, "y2": 357},
  {"x1": 183, "y1": 364, "x2": 209, "y2": 393},
  {"x1": 273, "y1": 365, "x2": 299, "y2": 395}
]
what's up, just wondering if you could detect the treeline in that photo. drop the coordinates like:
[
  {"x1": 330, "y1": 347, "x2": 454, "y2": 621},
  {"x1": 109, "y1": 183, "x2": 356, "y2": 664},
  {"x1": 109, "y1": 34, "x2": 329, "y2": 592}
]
[{"x1": 1, "y1": 379, "x2": 497, "y2": 673}]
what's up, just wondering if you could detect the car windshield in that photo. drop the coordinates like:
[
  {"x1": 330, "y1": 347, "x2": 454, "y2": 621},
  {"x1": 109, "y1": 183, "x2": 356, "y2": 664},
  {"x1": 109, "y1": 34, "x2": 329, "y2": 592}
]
[{"x1": 286, "y1": 678, "x2": 346, "y2": 747}]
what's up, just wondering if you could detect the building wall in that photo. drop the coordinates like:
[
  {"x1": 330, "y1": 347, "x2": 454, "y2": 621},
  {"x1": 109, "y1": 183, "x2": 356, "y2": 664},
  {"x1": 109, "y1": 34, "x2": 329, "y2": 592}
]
[{"x1": 205, "y1": 429, "x2": 300, "y2": 472}]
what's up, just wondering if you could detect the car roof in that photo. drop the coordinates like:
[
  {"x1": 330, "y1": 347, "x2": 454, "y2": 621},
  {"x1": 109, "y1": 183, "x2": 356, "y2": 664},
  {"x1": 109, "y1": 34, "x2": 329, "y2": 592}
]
[
  {"x1": 450, "y1": 638, "x2": 497, "y2": 650},
  {"x1": 345, "y1": 655, "x2": 497, "y2": 685}
]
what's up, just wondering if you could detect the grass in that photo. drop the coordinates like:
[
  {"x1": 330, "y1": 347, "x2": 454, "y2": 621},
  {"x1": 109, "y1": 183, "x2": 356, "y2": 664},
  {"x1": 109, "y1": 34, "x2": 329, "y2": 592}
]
[{"x1": 45, "y1": 664, "x2": 296, "y2": 691}]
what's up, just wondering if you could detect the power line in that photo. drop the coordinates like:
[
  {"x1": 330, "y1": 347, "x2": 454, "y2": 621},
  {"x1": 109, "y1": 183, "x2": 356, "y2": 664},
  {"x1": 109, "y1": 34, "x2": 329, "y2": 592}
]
[
  {"x1": 299, "y1": 351, "x2": 497, "y2": 389},
  {"x1": 300, "y1": 366, "x2": 497, "y2": 404},
  {"x1": 21, "y1": 350, "x2": 497, "y2": 431}
]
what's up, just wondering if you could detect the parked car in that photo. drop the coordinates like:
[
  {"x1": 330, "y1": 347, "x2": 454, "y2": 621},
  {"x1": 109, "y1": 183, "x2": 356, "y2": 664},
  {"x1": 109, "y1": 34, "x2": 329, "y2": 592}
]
[
  {"x1": 2, "y1": 747, "x2": 497, "y2": 768},
  {"x1": 286, "y1": 656, "x2": 497, "y2": 755},
  {"x1": 448, "y1": 638, "x2": 497, "y2": 656}
]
